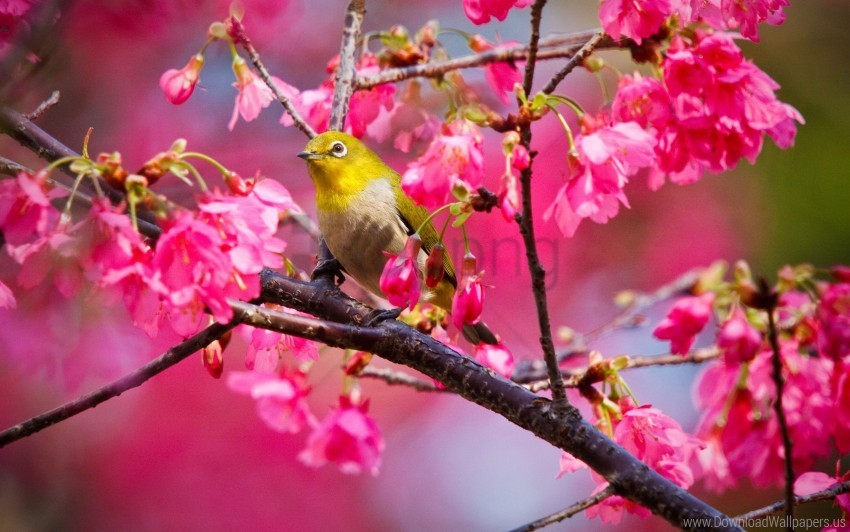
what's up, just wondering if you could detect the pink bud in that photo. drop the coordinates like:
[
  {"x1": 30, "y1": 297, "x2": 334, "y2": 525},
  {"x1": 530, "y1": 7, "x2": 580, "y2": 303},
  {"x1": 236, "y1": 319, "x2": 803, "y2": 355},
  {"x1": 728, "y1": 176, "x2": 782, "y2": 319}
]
[
  {"x1": 202, "y1": 339, "x2": 224, "y2": 378},
  {"x1": 224, "y1": 171, "x2": 255, "y2": 196},
  {"x1": 379, "y1": 235, "x2": 422, "y2": 310},
  {"x1": 452, "y1": 253, "x2": 485, "y2": 331},
  {"x1": 717, "y1": 308, "x2": 762, "y2": 364},
  {"x1": 424, "y1": 242, "x2": 445, "y2": 289},
  {"x1": 159, "y1": 54, "x2": 204, "y2": 105},
  {"x1": 511, "y1": 144, "x2": 530, "y2": 170}
]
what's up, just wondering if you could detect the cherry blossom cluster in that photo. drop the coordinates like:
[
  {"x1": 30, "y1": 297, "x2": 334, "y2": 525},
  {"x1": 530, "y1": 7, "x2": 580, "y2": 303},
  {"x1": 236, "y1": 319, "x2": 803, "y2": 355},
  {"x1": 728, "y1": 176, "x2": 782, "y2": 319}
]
[
  {"x1": 600, "y1": 0, "x2": 787, "y2": 43},
  {"x1": 0, "y1": 160, "x2": 296, "y2": 335},
  {"x1": 553, "y1": 261, "x2": 850, "y2": 523}
]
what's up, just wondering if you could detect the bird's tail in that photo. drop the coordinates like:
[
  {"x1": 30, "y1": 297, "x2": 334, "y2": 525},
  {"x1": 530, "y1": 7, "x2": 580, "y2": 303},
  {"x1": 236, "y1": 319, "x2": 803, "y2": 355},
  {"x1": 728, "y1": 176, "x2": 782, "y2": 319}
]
[{"x1": 462, "y1": 321, "x2": 499, "y2": 346}]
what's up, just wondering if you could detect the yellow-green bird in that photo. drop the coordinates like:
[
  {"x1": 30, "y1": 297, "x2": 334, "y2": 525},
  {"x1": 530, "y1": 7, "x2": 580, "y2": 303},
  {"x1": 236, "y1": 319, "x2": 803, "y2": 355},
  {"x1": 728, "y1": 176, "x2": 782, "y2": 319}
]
[{"x1": 298, "y1": 131, "x2": 497, "y2": 345}]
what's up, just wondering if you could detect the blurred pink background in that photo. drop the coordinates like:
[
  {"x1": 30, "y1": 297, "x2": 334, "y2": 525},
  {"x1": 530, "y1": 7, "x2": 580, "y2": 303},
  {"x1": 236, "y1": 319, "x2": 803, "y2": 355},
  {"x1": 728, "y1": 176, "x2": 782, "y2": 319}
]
[{"x1": 1, "y1": 0, "x2": 849, "y2": 530}]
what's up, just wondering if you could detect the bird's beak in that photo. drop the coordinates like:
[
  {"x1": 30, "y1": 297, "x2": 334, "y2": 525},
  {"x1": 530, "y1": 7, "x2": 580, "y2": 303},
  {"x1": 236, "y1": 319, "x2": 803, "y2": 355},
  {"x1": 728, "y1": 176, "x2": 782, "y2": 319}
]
[{"x1": 297, "y1": 151, "x2": 322, "y2": 160}]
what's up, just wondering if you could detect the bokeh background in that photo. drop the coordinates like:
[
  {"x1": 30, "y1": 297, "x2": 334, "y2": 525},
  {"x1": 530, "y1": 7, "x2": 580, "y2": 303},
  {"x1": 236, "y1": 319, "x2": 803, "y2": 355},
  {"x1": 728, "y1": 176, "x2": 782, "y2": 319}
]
[{"x1": 1, "y1": 0, "x2": 849, "y2": 530}]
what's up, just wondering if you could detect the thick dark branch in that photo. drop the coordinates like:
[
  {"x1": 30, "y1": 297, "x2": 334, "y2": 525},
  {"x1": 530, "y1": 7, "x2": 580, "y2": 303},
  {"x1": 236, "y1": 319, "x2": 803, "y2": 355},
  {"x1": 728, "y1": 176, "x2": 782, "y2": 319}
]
[
  {"x1": 229, "y1": 18, "x2": 317, "y2": 139},
  {"x1": 0, "y1": 319, "x2": 237, "y2": 448},
  {"x1": 355, "y1": 30, "x2": 617, "y2": 90},
  {"x1": 541, "y1": 31, "x2": 606, "y2": 95},
  {"x1": 254, "y1": 269, "x2": 739, "y2": 530},
  {"x1": 510, "y1": 485, "x2": 615, "y2": 532},
  {"x1": 329, "y1": 0, "x2": 366, "y2": 131},
  {"x1": 514, "y1": 0, "x2": 568, "y2": 407},
  {"x1": 734, "y1": 480, "x2": 850, "y2": 522}
]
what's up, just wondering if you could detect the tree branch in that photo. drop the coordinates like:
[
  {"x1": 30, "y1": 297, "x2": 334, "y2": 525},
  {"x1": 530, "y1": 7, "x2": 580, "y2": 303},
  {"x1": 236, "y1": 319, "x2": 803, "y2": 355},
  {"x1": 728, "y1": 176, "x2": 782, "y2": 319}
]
[
  {"x1": 541, "y1": 31, "x2": 605, "y2": 96},
  {"x1": 254, "y1": 273, "x2": 741, "y2": 531},
  {"x1": 0, "y1": 269, "x2": 741, "y2": 529},
  {"x1": 510, "y1": 485, "x2": 616, "y2": 532},
  {"x1": 734, "y1": 480, "x2": 850, "y2": 522},
  {"x1": 355, "y1": 30, "x2": 617, "y2": 90},
  {"x1": 358, "y1": 366, "x2": 447, "y2": 392},
  {"x1": 0, "y1": 319, "x2": 237, "y2": 448},
  {"x1": 329, "y1": 0, "x2": 366, "y2": 131},
  {"x1": 514, "y1": 0, "x2": 568, "y2": 407},
  {"x1": 766, "y1": 297, "x2": 795, "y2": 530},
  {"x1": 228, "y1": 18, "x2": 317, "y2": 139}
]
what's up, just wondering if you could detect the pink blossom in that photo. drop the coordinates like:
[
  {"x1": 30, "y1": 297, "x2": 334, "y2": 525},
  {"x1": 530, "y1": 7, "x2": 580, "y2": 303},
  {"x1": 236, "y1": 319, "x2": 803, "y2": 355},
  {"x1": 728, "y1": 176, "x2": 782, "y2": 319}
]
[
  {"x1": 473, "y1": 342, "x2": 514, "y2": 378},
  {"x1": 543, "y1": 121, "x2": 656, "y2": 237},
  {"x1": 198, "y1": 188, "x2": 288, "y2": 275},
  {"x1": 653, "y1": 293, "x2": 714, "y2": 355},
  {"x1": 0, "y1": 171, "x2": 59, "y2": 247},
  {"x1": 717, "y1": 308, "x2": 761, "y2": 364},
  {"x1": 718, "y1": 0, "x2": 788, "y2": 42},
  {"x1": 152, "y1": 213, "x2": 237, "y2": 333},
  {"x1": 452, "y1": 254, "x2": 485, "y2": 332},
  {"x1": 469, "y1": 36, "x2": 523, "y2": 104},
  {"x1": 243, "y1": 310, "x2": 320, "y2": 372},
  {"x1": 159, "y1": 53, "x2": 204, "y2": 105},
  {"x1": 556, "y1": 451, "x2": 587, "y2": 478},
  {"x1": 657, "y1": 33, "x2": 802, "y2": 184},
  {"x1": 401, "y1": 119, "x2": 485, "y2": 208},
  {"x1": 833, "y1": 363, "x2": 850, "y2": 454},
  {"x1": 577, "y1": 399, "x2": 703, "y2": 524},
  {"x1": 6, "y1": 224, "x2": 84, "y2": 298},
  {"x1": 347, "y1": 65, "x2": 396, "y2": 138},
  {"x1": 463, "y1": 0, "x2": 533, "y2": 25},
  {"x1": 817, "y1": 283, "x2": 850, "y2": 361},
  {"x1": 694, "y1": 344, "x2": 835, "y2": 489},
  {"x1": 794, "y1": 471, "x2": 837, "y2": 497},
  {"x1": 599, "y1": 0, "x2": 674, "y2": 44},
  {"x1": 227, "y1": 369, "x2": 314, "y2": 434},
  {"x1": 298, "y1": 395, "x2": 385, "y2": 475},
  {"x1": 379, "y1": 235, "x2": 422, "y2": 310},
  {"x1": 283, "y1": 84, "x2": 333, "y2": 133},
  {"x1": 229, "y1": 57, "x2": 298, "y2": 131}
]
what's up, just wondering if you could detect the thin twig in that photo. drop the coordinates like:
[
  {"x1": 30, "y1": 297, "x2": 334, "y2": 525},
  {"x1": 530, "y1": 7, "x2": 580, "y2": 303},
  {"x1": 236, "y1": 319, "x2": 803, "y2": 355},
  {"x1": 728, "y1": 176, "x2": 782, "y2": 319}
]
[
  {"x1": 767, "y1": 299, "x2": 794, "y2": 530},
  {"x1": 358, "y1": 366, "x2": 448, "y2": 392},
  {"x1": 519, "y1": 348, "x2": 721, "y2": 390},
  {"x1": 23, "y1": 90, "x2": 61, "y2": 121},
  {"x1": 355, "y1": 30, "x2": 616, "y2": 90},
  {"x1": 541, "y1": 31, "x2": 605, "y2": 95},
  {"x1": 515, "y1": 0, "x2": 568, "y2": 407},
  {"x1": 229, "y1": 18, "x2": 316, "y2": 139},
  {"x1": 0, "y1": 156, "x2": 28, "y2": 176},
  {"x1": 735, "y1": 480, "x2": 850, "y2": 522},
  {"x1": 521, "y1": 0, "x2": 547, "y2": 95},
  {"x1": 0, "y1": 319, "x2": 237, "y2": 448},
  {"x1": 510, "y1": 485, "x2": 616, "y2": 532},
  {"x1": 580, "y1": 268, "x2": 699, "y2": 346},
  {"x1": 328, "y1": 0, "x2": 366, "y2": 131}
]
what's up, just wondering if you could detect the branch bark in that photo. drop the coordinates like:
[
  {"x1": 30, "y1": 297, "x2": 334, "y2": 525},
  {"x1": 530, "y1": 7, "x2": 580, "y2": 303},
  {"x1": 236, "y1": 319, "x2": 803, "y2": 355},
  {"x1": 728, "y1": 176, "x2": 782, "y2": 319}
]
[
  {"x1": 514, "y1": 0, "x2": 568, "y2": 407},
  {"x1": 329, "y1": 0, "x2": 366, "y2": 131}
]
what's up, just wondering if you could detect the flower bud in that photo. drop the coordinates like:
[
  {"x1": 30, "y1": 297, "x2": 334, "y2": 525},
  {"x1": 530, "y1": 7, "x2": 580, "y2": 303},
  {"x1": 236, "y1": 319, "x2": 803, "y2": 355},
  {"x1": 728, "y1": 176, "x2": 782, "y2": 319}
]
[
  {"x1": 379, "y1": 235, "x2": 422, "y2": 310},
  {"x1": 159, "y1": 54, "x2": 204, "y2": 105},
  {"x1": 425, "y1": 242, "x2": 446, "y2": 289},
  {"x1": 452, "y1": 253, "x2": 485, "y2": 331}
]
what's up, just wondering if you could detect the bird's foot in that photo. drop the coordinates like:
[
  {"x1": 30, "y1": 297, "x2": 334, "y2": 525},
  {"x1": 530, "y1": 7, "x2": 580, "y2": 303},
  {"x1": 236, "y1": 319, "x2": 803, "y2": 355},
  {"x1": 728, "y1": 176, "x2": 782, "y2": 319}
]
[
  {"x1": 365, "y1": 307, "x2": 403, "y2": 327},
  {"x1": 311, "y1": 258, "x2": 345, "y2": 286}
]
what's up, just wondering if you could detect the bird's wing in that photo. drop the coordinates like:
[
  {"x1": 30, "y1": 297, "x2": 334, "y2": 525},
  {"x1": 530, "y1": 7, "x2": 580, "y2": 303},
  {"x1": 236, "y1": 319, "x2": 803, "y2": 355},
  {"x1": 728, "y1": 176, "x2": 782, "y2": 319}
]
[{"x1": 390, "y1": 173, "x2": 457, "y2": 287}]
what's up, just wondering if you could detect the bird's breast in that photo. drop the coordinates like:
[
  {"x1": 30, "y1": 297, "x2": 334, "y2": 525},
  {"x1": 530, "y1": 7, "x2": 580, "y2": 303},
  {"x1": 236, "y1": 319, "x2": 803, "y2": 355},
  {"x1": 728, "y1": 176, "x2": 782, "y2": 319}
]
[{"x1": 317, "y1": 178, "x2": 409, "y2": 297}]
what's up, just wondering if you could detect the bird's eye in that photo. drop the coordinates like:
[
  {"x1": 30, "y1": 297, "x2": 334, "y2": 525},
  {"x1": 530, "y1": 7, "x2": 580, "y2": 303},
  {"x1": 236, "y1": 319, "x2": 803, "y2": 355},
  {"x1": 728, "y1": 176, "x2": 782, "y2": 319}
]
[{"x1": 330, "y1": 141, "x2": 348, "y2": 158}]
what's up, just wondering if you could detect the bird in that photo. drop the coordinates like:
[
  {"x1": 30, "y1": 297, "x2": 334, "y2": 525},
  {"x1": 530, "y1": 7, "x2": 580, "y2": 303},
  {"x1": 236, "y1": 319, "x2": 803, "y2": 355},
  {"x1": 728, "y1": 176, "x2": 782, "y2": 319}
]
[{"x1": 298, "y1": 131, "x2": 498, "y2": 345}]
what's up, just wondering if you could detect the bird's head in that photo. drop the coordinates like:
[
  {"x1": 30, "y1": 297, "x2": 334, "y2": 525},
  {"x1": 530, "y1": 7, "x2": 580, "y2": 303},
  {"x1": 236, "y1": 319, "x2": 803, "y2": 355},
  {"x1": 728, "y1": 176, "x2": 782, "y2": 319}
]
[{"x1": 298, "y1": 131, "x2": 385, "y2": 195}]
